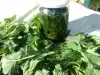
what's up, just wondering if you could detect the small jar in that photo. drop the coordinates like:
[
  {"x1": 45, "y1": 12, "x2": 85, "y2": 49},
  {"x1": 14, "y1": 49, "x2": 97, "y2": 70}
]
[{"x1": 36, "y1": 0, "x2": 69, "y2": 42}]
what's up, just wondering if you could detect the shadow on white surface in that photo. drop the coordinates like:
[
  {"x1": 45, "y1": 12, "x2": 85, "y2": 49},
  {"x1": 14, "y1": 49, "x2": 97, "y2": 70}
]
[{"x1": 69, "y1": 14, "x2": 100, "y2": 36}]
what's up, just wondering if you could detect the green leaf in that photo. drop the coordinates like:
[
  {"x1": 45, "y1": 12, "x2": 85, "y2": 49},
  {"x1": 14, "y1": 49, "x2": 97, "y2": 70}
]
[
  {"x1": 35, "y1": 69, "x2": 49, "y2": 75},
  {"x1": 4, "y1": 15, "x2": 16, "y2": 23},
  {"x1": 0, "y1": 26, "x2": 6, "y2": 36},
  {"x1": 61, "y1": 49, "x2": 72, "y2": 60},
  {"x1": 6, "y1": 25, "x2": 17, "y2": 34},
  {"x1": 69, "y1": 51, "x2": 82, "y2": 61},
  {"x1": 86, "y1": 42, "x2": 95, "y2": 49},
  {"x1": 86, "y1": 52, "x2": 100, "y2": 66},
  {"x1": 21, "y1": 59, "x2": 40, "y2": 75},
  {"x1": 86, "y1": 46, "x2": 100, "y2": 67},
  {"x1": 64, "y1": 62, "x2": 84, "y2": 75},
  {"x1": 87, "y1": 47, "x2": 100, "y2": 56},
  {"x1": 0, "y1": 46, "x2": 8, "y2": 54},
  {"x1": 53, "y1": 64, "x2": 63, "y2": 75},
  {"x1": 20, "y1": 60, "x2": 29, "y2": 75},
  {"x1": 85, "y1": 67, "x2": 100, "y2": 75},
  {"x1": 92, "y1": 36, "x2": 100, "y2": 45},
  {"x1": 16, "y1": 24, "x2": 26, "y2": 32},
  {"x1": 66, "y1": 36, "x2": 81, "y2": 43},
  {"x1": 1, "y1": 51, "x2": 22, "y2": 75},
  {"x1": 67, "y1": 42, "x2": 79, "y2": 50}
]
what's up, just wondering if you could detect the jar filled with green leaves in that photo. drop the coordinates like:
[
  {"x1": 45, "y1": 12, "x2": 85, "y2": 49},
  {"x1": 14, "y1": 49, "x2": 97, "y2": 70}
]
[{"x1": 35, "y1": 0, "x2": 69, "y2": 42}]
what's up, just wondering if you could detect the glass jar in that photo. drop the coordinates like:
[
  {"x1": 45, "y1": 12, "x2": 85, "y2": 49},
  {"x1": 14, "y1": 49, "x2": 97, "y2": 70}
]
[{"x1": 35, "y1": 0, "x2": 69, "y2": 42}]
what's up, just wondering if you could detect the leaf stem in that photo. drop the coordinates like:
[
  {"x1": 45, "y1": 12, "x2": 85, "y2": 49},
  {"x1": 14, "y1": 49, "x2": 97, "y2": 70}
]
[{"x1": 5, "y1": 51, "x2": 55, "y2": 62}]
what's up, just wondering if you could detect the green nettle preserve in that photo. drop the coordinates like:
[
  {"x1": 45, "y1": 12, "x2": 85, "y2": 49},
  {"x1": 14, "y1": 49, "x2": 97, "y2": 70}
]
[{"x1": 35, "y1": 0, "x2": 69, "y2": 41}]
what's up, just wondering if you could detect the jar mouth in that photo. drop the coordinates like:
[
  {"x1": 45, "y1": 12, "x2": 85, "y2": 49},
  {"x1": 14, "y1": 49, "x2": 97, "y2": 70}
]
[{"x1": 39, "y1": 7, "x2": 68, "y2": 15}]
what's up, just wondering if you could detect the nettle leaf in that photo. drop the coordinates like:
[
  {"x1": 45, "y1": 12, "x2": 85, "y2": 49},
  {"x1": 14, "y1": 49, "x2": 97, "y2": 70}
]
[
  {"x1": 80, "y1": 60, "x2": 88, "y2": 70},
  {"x1": 4, "y1": 15, "x2": 16, "y2": 23},
  {"x1": 35, "y1": 69, "x2": 49, "y2": 75},
  {"x1": 69, "y1": 51, "x2": 82, "y2": 61},
  {"x1": 0, "y1": 45, "x2": 8, "y2": 54},
  {"x1": 87, "y1": 47, "x2": 100, "y2": 56},
  {"x1": 64, "y1": 62, "x2": 84, "y2": 75},
  {"x1": 61, "y1": 49, "x2": 72, "y2": 60},
  {"x1": 67, "y1": 42, "x2": 79, "y2": 50},
  {"x1": 86, "y1": 52, "x2": 100, "y2": 66},
  {"x1": 86, "y1": 47, "x2": 100, "y2": 66},
  {"x1": 6, "y1": 25, "x2": 17, "y2": 34},
  {"x1": 1, "y1": 51, "x2": 22, "y2": 75},
  {"x1": 16, "y1": 24, "x2": 26, "y2": 32},
  {"x1": 53, "y1": 64, "x2": 63, "y2": 75},
  {"x1": 21, "y1": 59, "x2": 40, "y2": 75},
  {"x1": 92, "y1": 36, "x2": 100, "y2": 45},
  {"x1": 21, "y1": 60, "x2": 29, "y2": 75},
  {"x1": 85, "y1": 67, "x2": 100, "y2": 75},
  {"x1": 0, "y1": 26, "x2": 6, "y2": 36},
  {"x1": 66, "y1": 36, "x2": 81, "y2": 43}
]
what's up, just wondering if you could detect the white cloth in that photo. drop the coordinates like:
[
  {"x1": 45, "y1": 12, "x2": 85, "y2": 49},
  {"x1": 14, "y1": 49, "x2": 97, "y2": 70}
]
[{"x1": 0, "y1": 0, "x2": 100, "y2": 36}]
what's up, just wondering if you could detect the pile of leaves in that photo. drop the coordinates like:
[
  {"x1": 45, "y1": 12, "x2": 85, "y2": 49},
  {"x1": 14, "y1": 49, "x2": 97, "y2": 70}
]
[{"x1": 0, "y1": 15, "x2": 100, "y2": 75}]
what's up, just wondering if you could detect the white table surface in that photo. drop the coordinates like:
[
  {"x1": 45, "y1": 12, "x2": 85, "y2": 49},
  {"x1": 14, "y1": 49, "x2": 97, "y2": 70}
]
[
  {"x1": 0, "y1": 0, "x2": 100, "y2": 36},
  {"x1": 68, "y1": 2, "x2": 100, "y2": 36}
]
